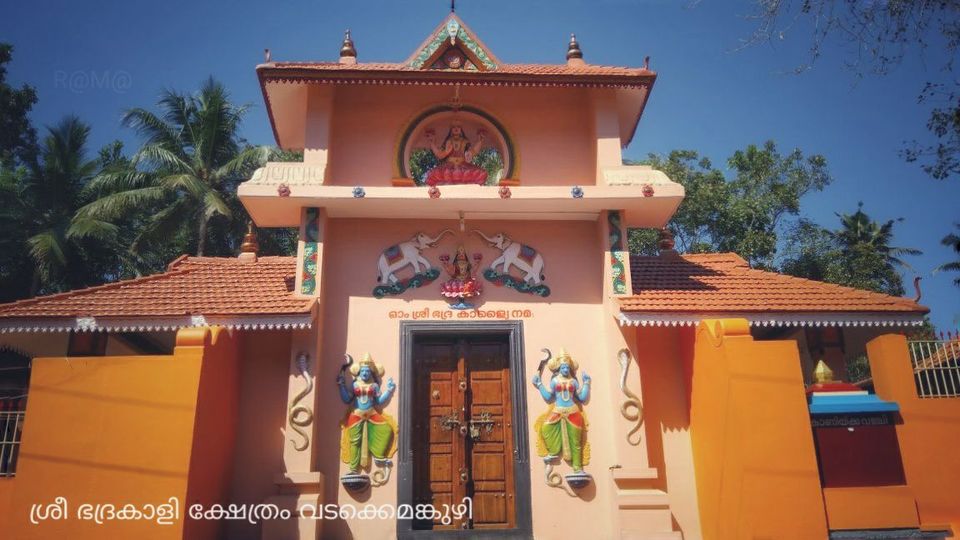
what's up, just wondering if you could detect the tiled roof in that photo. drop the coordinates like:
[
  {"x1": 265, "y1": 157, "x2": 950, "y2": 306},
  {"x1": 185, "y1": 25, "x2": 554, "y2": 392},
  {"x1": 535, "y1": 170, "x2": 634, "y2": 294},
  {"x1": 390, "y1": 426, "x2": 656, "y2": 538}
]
[
  {"x1": 0, "y1": 256, "x2": 311, "y2": 319},
  {"x1": 262, "y1": 61, "x2": 653, "y2": 77},
  {"x1": 620, "y1": 253, "x2": 927, "y2": 314}
]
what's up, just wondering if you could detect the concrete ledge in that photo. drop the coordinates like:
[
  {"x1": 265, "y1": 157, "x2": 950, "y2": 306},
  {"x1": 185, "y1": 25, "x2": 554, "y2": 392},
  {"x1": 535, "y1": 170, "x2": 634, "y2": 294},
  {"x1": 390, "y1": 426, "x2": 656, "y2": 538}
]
[{"x1": 274, "y1": 471, "x2": 325, "y2": 495}]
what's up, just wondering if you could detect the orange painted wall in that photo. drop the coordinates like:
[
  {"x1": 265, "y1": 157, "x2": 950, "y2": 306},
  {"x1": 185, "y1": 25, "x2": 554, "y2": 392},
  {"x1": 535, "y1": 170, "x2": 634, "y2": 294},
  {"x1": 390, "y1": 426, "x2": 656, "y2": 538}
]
[
  {"x1": 0, "y1": 327, "x2": 239, "y2": 539},
  {"x1": 183, "y1": 327, "x2": 240, "y2": 540},
  {"x1": 867, "y1": 333, "x2": 960, "y2": 532},
  {"x1": 689, "y1": 319, "x2": 828, "y2": 540}
]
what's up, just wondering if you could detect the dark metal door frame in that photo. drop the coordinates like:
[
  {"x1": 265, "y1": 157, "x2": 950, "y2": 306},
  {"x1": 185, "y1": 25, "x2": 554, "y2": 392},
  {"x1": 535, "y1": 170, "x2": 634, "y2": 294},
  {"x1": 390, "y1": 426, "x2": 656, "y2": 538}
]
[{"x1": 397, "y1": 320, "x2": 533, "y2": 539}]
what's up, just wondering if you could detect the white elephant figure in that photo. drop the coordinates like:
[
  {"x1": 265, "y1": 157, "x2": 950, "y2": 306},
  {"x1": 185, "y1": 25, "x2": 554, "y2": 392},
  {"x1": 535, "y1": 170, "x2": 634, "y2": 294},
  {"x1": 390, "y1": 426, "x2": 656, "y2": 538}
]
[
  {"x1": 377, "y1": 230, "x2": 453, "y2": 285},
  {"x1": 472, "y1": 230, "x2": 545, "y2": 285}
]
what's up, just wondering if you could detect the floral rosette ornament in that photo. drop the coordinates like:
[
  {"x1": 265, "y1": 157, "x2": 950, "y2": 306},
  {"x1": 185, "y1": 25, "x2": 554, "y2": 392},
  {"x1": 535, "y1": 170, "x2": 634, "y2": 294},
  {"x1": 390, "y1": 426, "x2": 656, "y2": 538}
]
[{"x1": 439, "y1": 247, "x2": 483, "y2": 309}]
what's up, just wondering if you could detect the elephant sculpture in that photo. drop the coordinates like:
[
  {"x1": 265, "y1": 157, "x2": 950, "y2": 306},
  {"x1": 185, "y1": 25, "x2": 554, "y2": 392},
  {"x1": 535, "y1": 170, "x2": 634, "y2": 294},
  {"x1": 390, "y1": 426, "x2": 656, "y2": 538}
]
[
  {"x1": 472, "y1": 230, "x2": 545, "y2": 285},
  {"x1": 377, "y1": 230, "x2": 453, "y2": 285}
]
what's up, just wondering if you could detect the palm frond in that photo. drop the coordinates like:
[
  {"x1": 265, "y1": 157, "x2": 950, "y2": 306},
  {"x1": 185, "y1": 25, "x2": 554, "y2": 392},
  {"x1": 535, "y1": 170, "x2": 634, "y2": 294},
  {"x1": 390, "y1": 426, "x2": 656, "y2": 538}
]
[
  {"x1": 214, "y1": 145, "x2": 275, "y2": 181},
  {"x1": 83, "y1": 169, "x2": 155, "y2": 196},
  {"x1": 131, "y1": 143, "x2": 191, "y2": 173},
  {"x1": 159, "y1": 173, "x2": 208, "y2": 199},
  {"x1": 67, "y1": 216, "x2": 119, "y2": 241},
  {"x1": 75, "y1": 186, "x2": 168, "y2": 220},
  {"x1": 130, "y1": 198, "x2": 196, "y2": 255},
  {"x1": 121, "y1": 108, "x2": 184, "y2": 155},
  {"x1": 27, "y1": 229, "x2": 67, "y2": 273},
  {"x1": 202, "y1": 189, "x2": 232, "y2": 219}
]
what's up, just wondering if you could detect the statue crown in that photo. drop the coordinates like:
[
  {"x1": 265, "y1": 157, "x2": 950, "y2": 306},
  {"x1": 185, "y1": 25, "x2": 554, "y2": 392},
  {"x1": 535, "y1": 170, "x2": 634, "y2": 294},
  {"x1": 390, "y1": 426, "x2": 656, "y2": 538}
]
[{"x1": 548, "y1": 347, "x2": 579, "y2": 372}]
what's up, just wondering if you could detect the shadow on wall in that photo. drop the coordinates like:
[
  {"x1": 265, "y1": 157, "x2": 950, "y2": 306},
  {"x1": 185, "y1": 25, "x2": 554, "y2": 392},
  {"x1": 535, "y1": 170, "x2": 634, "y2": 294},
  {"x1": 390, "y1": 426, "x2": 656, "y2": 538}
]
[{"x1": 225, "y1": 330, "x2": 292, "y2": 540}]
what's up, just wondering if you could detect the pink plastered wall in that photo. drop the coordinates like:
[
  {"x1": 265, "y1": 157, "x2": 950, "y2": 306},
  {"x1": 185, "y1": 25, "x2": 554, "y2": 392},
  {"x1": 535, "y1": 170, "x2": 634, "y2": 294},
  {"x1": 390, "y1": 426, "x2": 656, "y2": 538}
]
[
  {"x1": 320, "y1": 85, "x2": 601, "y2": 186},
  {"x1": 311, "y1": 217, "x2": 627, "y2": 539}
]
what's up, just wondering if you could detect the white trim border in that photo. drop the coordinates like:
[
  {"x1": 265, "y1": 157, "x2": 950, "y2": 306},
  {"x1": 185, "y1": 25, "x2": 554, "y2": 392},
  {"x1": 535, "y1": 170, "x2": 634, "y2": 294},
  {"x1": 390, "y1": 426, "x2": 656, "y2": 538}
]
[
  {"x1": 0, "y1": 314, "x2": 314, "y2": 334},
  {"x1": 617, "y1": 312, "x2": 926, "y2": 328}
]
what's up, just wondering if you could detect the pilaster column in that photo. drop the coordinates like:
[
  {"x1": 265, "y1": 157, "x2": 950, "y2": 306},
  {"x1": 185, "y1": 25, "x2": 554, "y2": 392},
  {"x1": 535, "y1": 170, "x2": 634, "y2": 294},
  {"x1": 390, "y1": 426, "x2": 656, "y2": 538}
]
[
  {"x1": 598, "y1": 211, "x2": 678, "y2": 538},
  {"x1": 303, "y1": 85, "x2": 333, "y2": 182},
  {"x1": 262, "y1": 208, "x2": 328, "y2": 540},
  {"x1": 593, "y1": 89, "x2": 624, "y2": 185}
]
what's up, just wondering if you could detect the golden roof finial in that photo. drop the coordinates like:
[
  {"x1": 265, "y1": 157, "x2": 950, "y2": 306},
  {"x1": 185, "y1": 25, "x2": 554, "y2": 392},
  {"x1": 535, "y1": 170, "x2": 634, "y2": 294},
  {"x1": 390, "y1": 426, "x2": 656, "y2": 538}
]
[
  {"x1": 813, "y1": 359, "x2": 835, "y2": 384},
  {"x1": 240, "y1": 221, "x2": 259, "y2": 255},
  {"x1": 566, "y1": 33, "x2": 583, "y2": 61},
  {"x1": 339, "y1": 30, "x2": 357, "y2": 63}
]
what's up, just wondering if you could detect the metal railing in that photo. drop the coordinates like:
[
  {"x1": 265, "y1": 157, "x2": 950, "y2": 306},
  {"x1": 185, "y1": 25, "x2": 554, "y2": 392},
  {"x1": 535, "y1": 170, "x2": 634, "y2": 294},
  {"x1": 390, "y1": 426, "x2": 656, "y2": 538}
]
[
  {"x1": 0, "y1": 397, "x2": 26, "y2": 477},
  {"x1": 909, "y1": 335, "x2": 960, "y2": 398}
]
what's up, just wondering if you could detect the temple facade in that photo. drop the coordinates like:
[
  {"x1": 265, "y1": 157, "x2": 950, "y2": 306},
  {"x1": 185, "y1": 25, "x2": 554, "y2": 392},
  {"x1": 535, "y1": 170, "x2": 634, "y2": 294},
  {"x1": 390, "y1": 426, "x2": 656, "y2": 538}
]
[{"x1": 0, "y1": 14, "x2": 959, "y2": 540}]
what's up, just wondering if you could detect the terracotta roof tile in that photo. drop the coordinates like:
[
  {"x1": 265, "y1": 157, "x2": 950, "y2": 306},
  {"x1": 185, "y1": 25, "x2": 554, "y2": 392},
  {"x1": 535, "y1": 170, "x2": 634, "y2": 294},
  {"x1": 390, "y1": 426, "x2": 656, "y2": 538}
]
[
  {"x1": 263, "y1": 61, "x2": 652, "y2": 77},
  {"x1": 620, "y1": 253, "x2": 928, "y2": 314},
  {"x1": 257, "y1": 62, "x2": 655, "y2": 86},
  {"x1": 0, "y1": 256, "x2": 311, "y2": 319}
]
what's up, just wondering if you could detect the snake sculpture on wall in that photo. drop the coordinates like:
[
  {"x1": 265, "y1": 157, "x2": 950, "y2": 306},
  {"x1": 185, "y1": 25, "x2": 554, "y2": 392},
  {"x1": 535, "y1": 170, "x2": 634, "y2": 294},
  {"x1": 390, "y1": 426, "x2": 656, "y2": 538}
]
[
  {"x1": 617, "y1": 348, "x2": 644, "y2": 446},
  {"x1": 288, "y1": 353, "x2": 314, "y2": 452}
]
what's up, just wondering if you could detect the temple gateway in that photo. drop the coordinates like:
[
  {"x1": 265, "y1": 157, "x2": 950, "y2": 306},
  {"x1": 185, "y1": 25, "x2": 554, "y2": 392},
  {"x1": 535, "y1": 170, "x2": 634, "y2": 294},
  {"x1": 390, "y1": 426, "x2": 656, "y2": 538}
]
[{"x1": 1, "y1": 13, "x2": 958, "y2": 540}]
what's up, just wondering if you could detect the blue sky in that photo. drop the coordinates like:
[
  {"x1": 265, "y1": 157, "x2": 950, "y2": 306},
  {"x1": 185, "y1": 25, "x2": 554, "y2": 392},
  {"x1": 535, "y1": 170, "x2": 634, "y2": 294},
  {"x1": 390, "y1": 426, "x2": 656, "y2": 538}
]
[{"x1": 3, "y1": 0, "x2": 958, "y2": 330}]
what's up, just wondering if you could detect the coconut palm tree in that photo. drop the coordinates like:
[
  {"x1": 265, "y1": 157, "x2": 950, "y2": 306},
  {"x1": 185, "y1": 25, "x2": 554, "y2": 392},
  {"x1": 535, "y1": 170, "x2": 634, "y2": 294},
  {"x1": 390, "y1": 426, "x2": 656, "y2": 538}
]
[
  {"x1": 936, "y1": 223, "x2": 960, "y2": 287},
  {"x1": 828, "y1": 202, "x2": 922, "y2": 269},
  {"x1": 0, "y1": 116, "x2": 119, "y2": 296},
  {"x1": 79, "y1": 78, "x2": 274, "y2": 259}
]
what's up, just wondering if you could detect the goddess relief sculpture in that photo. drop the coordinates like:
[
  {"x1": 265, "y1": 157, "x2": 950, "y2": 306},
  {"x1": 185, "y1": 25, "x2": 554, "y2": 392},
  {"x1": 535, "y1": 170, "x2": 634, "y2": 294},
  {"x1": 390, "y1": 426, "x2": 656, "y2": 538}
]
[
  {"x1": 439, "y1": 245, "x2": 483, "y2": 309},
  {"x1": 423, "y1": 121, "x2": 488, "y2": 186},
  {"x1": 532, "y1": 348, "x2": 593, "y2": 489},
  {"x1": 338, "y1": 353, "x2": 398, "y2": 491}
]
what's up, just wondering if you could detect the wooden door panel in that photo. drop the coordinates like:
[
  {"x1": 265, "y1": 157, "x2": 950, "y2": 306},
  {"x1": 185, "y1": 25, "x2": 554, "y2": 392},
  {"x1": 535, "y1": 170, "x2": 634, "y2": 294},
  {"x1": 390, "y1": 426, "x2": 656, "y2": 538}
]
[
  {"x1": 413, "y1": 343, "x2": 462, "y2": 530},
  {"x1": 472, "y1": 453, "x2": 505, "y2": 481},
  {"x1": 413, "y1": 337, "x2": 515, "y2": 531},
  {"x1": 466, "y1": 340, "x2": 515, "y2": 529},
  {"x1": 472, "y1": 493, "x2": 508, "y2": 528}
]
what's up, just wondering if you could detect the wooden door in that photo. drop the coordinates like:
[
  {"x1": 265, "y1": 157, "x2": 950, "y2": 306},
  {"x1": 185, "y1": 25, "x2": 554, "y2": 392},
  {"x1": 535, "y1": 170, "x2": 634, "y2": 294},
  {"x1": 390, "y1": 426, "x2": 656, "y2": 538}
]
[{"x1": 412, "y1": 336, "x2": 515, "y2": 531}]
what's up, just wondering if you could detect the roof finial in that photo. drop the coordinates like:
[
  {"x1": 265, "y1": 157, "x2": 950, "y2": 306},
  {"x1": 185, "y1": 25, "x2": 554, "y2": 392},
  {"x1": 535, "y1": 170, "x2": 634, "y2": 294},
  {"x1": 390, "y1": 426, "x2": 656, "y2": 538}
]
[
  {"x1": 339, "y1": 30, "x2": 357, "y2": 65},
  {"x1": 658, "y1": 228, "x2": 679, "y2": 259},
  {"x1": 239, "y1": 222, "x2": 259, "y2": 262},
  {"x1": 451, "y1": 0, "x2": 455, "y2": 12},
  {"x1": 566, "y1": 33, "x2": 585, "y2": 66},
  {"x1": 643, "y1": 55, "x2": 651, "y2": 70},
  {"x1": 567, "y1": 33, "x2": 583, "y2": 60},
  {"x1": 264, "y1": 48, "x2": 272, "y2": 62}
]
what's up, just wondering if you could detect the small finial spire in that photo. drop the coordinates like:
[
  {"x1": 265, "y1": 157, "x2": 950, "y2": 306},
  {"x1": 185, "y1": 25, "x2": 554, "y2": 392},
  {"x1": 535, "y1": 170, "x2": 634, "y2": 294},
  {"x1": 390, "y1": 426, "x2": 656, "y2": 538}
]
[
  {"x1": 567, "y1": 33, "x2": 584, "y2": 62},
  {"x1": 264, "y1": 48, "x2": 272, "y2": 62},
  {"x1": 339, "y1": 30, "x2": 357, "y2": 64},
  {"x1": 451, "y1": 0, "x2": 455, "y2": 12},
  {"x1": 643, "y1": 55, "x2": 651, "y2": 70},
  {"x1": 239, "y1": 221, "x2": 259, "y2": 261},
  {"x1": 658, "y1": 227, "x2": 677, "y2": 255}
]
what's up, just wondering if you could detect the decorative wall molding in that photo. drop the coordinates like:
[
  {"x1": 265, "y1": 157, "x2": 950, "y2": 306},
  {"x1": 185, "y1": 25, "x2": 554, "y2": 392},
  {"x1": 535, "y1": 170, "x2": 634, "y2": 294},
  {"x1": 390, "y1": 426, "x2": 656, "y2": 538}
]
[
  {"x1": 617, "y1": 312, "x2": 926, "y2": 328},
  {"x1": 0, "y1": 313, "x2": 313, "y2": 334}
]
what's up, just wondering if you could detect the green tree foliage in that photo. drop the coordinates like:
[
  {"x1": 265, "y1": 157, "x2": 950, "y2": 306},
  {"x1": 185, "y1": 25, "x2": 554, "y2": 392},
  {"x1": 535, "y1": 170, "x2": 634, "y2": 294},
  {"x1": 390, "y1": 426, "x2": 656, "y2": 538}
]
[
  {"x1": 935, "y1": 223, "x2": 960, "y2": 287},
  {"x1": 743, "y1": 1, "x2": 960, "y2": 181},
  {"x1": 628, "y1": 141, "x2": 831, "y2": 268},
  {"x1": 780, "y1": 204, "x2": 921, "y2": 296},
  {"x1": 0, "y1": 43, "x2": 37, "y2": 168},
  {"x1": 0, "y1": 117, "x2": 123, "y2": 298},
  {"x1": 408, "y1": 148, "x2": 439, "y2": 185},
  {"x1": 79, "y1": 78, "x2": 277, "y2": 266}
]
